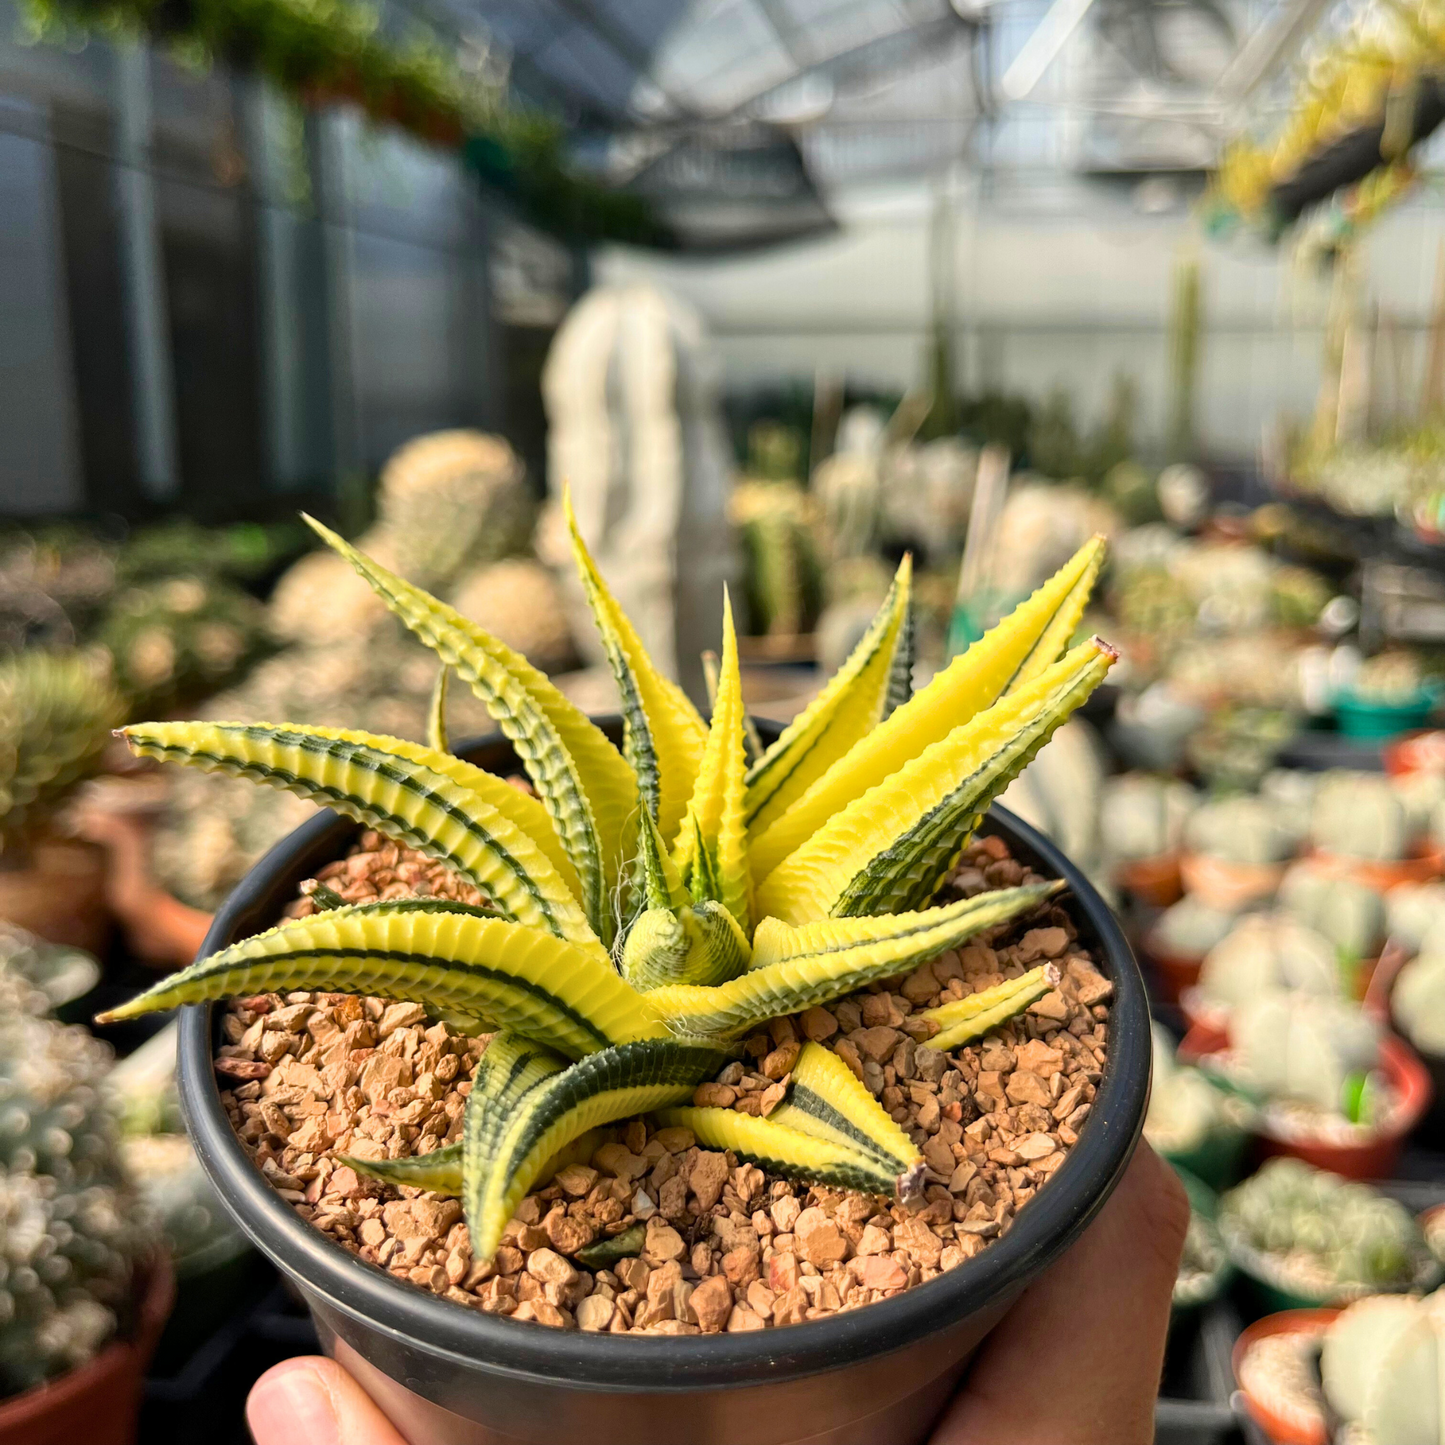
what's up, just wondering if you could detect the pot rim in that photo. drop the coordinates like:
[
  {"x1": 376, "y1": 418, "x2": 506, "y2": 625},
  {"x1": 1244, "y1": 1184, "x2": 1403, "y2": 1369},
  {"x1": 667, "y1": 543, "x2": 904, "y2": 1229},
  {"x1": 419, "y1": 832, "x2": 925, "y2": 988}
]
[{"x1": 175, "y1": 721, "x2": 1150, "y2": 1393}]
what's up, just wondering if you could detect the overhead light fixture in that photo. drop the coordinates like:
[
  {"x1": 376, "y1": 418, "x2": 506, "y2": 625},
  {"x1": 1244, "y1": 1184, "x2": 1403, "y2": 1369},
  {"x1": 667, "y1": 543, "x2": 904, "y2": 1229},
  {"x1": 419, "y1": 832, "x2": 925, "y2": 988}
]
[{"x1": 999, "y1": 0, "x2": 1099, "y2": 100}]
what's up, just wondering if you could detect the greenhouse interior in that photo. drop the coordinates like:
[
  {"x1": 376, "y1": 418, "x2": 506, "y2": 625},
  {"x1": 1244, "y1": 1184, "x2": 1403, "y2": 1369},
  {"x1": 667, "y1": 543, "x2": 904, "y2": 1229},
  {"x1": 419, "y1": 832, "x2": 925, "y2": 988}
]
[{"x1": 10, "y1": 0, "x2": 1445, "y2": 1441}]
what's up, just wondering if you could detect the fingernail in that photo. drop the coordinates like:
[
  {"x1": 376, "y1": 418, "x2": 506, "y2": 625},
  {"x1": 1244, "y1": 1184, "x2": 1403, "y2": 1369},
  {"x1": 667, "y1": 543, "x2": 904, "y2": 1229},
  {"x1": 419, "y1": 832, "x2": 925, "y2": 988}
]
[{"x1": 247, "y1": 1362, "x2": 340, "y2": 1445}]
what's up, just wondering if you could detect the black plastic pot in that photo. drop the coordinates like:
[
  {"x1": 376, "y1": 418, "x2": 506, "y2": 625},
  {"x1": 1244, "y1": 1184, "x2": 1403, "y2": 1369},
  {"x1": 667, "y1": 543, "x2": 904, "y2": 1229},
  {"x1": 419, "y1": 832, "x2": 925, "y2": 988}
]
[{"x1": 176, "y1": 720, "x2": 1152, "y2": 1445}]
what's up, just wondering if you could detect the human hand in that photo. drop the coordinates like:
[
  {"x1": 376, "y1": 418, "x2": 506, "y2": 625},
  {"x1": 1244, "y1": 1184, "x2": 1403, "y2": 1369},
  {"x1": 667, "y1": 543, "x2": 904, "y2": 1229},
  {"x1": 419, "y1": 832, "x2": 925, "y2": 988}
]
[{"x1": 246, "y1": 1145, "x2": 1186, "y2": 1445}]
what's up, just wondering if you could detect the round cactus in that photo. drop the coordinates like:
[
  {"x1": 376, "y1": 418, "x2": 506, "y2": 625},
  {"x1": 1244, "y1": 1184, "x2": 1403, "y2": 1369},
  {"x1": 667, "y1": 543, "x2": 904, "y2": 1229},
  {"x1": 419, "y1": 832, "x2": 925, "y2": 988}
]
[
  {"x1": 1386, "y1": 882, "x2": 1445, "y2": 953},
  {"x1": 1311, "y1": 771, "x2": 1409, "y2": 862},
  {"x1": 1322, "y1": 1291, "x2": 1445, "y2": 1444},
  {"x1": 1394, "y1": 951, "x2": 1445, "y2": 1057},
  {"x1": 1145, "y1": 1024, "x2": 1248, "y2": 1157},
  {"x1": 1234, "y1": 992, "x2": 1381, "y2": 1114},
  {"x1": 1278, "y1": 862, "x2": 1385, "y2": 960},
  {"x1": 1100, "y1": 774, "x2": 1198, "y2": 863},
  {"x1": 1198, "y1": 913, "x2": 1340, "y2": 1012},
  {"x1": 1152, "y1": 895, "x2": 1240, "y2": 959},
  {"x1": 1184, "y1": 795, "x2": 1295, "y2": 866}
]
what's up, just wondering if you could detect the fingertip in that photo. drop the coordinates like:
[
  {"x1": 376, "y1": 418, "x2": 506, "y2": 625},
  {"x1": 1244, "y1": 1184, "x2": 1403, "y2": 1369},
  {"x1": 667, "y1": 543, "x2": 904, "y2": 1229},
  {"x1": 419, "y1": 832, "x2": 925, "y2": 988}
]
[{"x1": 248, "y1": 1358, "x2": 340, "y2": 1445}]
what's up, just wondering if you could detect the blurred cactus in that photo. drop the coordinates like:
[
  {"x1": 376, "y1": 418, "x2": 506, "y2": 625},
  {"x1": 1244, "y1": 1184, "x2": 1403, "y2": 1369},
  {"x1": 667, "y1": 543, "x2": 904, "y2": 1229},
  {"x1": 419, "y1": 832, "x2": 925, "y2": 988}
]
[
  {"x1": 1184, "y1": 795, "x2": 1295, "y2": 865},
  {"x1": 730, "y1": 481, "x2": 824, "y2": 638},
  {"x1": 1312, "y1": 771, "x2": 1409, "y2": 862},
  {"x1": 1235, "y1": 992, "x2": 1382, "y2": 1114},
  {"x1": 1100, "y1": 774, "x2": 1198, "y2": 862},
  {"x1": 1393, "y1": 949, "x2": 1445, "y2": 1056},
  {"x1": 1221, "y1": 1159, "x2": 1431, "y2": 1301},
  {"x1": 1199, "y1": 913, "x2": 1340, "y2": 1011},
  {"x1": 0, "y1": 652, "x2": 124, "y2": 854},
  {"x1": 1279, "y1": 862, "x2": 1385, "y2": 960},
  {"x1": 450, "y1": 559, "x2": 577, "y2": 675},
  {"x1": 0, "y1": 962, "x2": 143, "y2": 1396},
  {"x1": 1153, "y1": 894, "x2": 1239, "y2": 958},
  {"x1": 98, "y1": 576, "x2": 270, "y2": 717}
]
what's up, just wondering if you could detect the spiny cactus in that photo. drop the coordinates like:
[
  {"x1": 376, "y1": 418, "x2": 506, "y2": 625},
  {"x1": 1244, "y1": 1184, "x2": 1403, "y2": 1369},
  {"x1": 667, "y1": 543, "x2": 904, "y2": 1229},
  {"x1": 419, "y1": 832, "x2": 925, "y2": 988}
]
[
  {"x1": 1221, "y1": 1159, "x2": 1433, "y2": 1302},
  {"x1": 100, "y1": 503, "x2": 1113, "y2": 1263},
  {"x1": 0, "y1": 651, "x2": 124, "y2": 853},
  {"x1": 0, "y1": 962, "x2": 142, "y2": 1396},
  {"x1": 730, "y1": 481, "x2": 825, "y2": 639}
]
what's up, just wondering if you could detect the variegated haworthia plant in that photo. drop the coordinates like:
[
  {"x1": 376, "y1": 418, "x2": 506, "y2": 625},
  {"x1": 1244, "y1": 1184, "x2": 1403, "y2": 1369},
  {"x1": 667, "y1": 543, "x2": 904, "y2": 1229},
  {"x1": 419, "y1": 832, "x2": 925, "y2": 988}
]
[{"x1": 100, "y1": 501, "x2": 1113, "y2": 1263}]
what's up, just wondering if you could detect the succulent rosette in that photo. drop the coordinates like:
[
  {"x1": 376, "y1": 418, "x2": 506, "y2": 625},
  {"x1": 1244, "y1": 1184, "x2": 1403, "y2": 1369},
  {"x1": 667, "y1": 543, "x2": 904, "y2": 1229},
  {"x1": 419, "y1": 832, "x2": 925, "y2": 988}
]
[{"x1": 101, "y1": 502, "x2": 1113, "y2": 1263}]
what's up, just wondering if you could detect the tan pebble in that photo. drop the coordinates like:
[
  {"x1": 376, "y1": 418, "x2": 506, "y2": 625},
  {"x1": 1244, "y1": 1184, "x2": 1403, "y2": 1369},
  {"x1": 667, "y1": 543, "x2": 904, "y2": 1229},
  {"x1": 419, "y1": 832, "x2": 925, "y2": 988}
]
[
  {"x1": 794, "y1": 1208, "x2": 847, "y2": 1268},
  {"x1": 768, "y1": 1017, "x2": 799, "y2": 1048},
  {"x1": 746, "y1": 1280, "x2": 776, "y2": 1316},
  {"x1": 771, "y1": 1285, "x2": 809, "y2": 1327},
  {"x1": 687, "y1": 1151, "x2": 731, "y2": 1212},
  {"x1": 833, "y1": 1038, "x2": 866, "y2": 1081},
  {"x1": 856, "y1": 1255, "x2": 908, "y2": 1291},
  {"x1": 576, "y1": 1295, "x2": 615, "y2": 1332},
  {"x1": 725, "y1": 1305, "x2": 767, "y2": 1332},
  {"x1": 798, "y1": 1007, "x2": 838, "y2": 1042},
  {"x1": 1018, "y1": 927, "x2": 1068, "y2": 962},
  {"x1": 769, "y1": 1251, "x2": 800, "y2": 1293},
  {"x1": 762, "y1": 1042, "x2": 801, "y2": 1080},
  {"x1": 1014, "y1": 1132, "x2": 1057, "y2": 1161},
  {"x1": 592, "y1": 1143, "x2": 645, "y2": 1180},
  {"x1": 922, "y1": 1137, "x2": 955, "y2": 1177},
  {"x1": 494, "y1": 1246, "x2": 524, "y2": 1276},
  {"x1": 651, "y1": 1127, "x2": 695, "y2": 1153},
  {"x1": 379, "y1": 1002, "x2": 427, "y2": 1037},
  {"x1": 358, "y1": 1219, "x2": 386, "y2": 1247},
  {"x1": 529, "y1": 1301, "x2": 572, "y2": 1329},
  {"x1": 851, "y1": 1027, "x2": 901, "y2": 1064},
  {"x1": 693, "y1": 1083, "x2": 738, "y2": 1109},
  {"x1": 771, "y1": 1195, "x2": 801, "y2": 1234},
  {"x1": 643, "y1": 1216, "x2": 686, "y2": 1264},
  {"x1": 689, "y1": 1274, "x2": 733, "y2": 1332},
  {"x1": 856, "y1": 1223, "x2": 892, "y2": 1256},
  {"x1": 555, "y1": 1164, "x2": 598, "y2": 1198},
  {"x1": 721, "y1": 1246, "x2": 761, "y2": 1287},
  {"x1": 896, "y1": 1218, "x2": 943, "y2": 1267},
  {"x1": 526, "y1": 1248, "x2": 579, "y2": 1288},
  {"x1": 915, "y1": 1095, "x2": 941, "y2": 1132},
  {"x1": 860, "y1": 994, "x2": 896, "y2": 1028},
  {"x1": 1028, "y1": 991, "x2": 1071, "y2": 1023},
  {"x1": 616, "y1": 1256, "x2": 651, "y2": 1294},
  {"x1": 1005, "y1": 1071, "x2": 1052, "y2": 1107},
  {"x1": 1015, "y1": 1039, "x2": 1064, "y2": 1076},
  {"x1": 900, "y1": 962, "x2": 939, "y2": 1004},
  {"x1": 947, "y1": 1161, "x2": 978, "y2": 1195},
  {"x1": 544, "y1": 1209, "x2": 595, "y2": 1254},
  {"x1": 758, "y1": 1081, "x2": 788, "y2": 1116}
]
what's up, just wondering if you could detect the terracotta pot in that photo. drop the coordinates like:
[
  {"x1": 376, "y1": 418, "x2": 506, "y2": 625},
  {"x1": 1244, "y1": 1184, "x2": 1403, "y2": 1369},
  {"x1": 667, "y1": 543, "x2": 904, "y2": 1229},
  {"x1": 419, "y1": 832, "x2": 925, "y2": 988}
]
[
  {"x1": 0, "y1": 841, "x2": 109, "y2": 954},
  {"x1": 1139, "y1": 927, "x2": 1203, "y2": 1006},
  {"x1": 1231, "y1": 1308, "x2": 1339, "y2": 1445},
  {"x1": 0, "y1": 1254, "x2": 174, "y2": 1445},
  {"x1": 1305, "y1": 845, "x2": 1445, "y2": 891},
  {"x1": 1177, "y1": 853, "x2": 1284, "y2": 911},
  {"x1": 1116, "y1": 853, "x2": 1183, "y2": 907},
  {"x1": 1179, "y1": 1025, "x2": 1431, "y2": 1179},
  {"x1": 1384, "y1": 730, "x2": 1445, "y2": 777}
]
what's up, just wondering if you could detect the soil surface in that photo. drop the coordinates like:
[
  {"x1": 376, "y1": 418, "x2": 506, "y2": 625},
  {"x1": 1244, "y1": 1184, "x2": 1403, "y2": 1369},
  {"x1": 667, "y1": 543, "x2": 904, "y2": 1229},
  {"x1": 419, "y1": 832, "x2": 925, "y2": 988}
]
[{"x1": 215, "y1": 831, "x2": 1113, "y2": 1333}]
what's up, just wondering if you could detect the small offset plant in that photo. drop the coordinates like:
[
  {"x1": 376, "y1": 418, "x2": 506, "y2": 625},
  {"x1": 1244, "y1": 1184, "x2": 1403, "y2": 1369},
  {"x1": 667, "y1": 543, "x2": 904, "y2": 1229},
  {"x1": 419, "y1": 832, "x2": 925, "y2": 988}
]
[{"x1": 101, "y1": 503, "x2": 1112, "y2": 1264}]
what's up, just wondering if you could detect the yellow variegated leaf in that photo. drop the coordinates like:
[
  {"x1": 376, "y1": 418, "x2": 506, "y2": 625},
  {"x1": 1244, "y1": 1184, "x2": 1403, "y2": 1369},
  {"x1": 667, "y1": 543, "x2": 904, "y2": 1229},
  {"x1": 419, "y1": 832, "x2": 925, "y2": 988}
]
[
  {"x1": 744, "y1": 556, "x2": 912, "y2": 836},
  {"x1": 748, "y1": 536, "x2": 1105, "y2": 881},
  {"x1": 96, "y1": 901, "x2": 665, "y2": 1058},
  {"x1": 920, "y1": 965, "x2": 1057, "y2": 1050},
  {"x1": 672, "y1": 592, "x2": 750, "y2": 932},
  {"x1": 756, "y1": 638, "x2": 1115, "y2": 924},
  {"x1": 464, "y1": 1040, "x2": 725, "y2": 1259},
  {"x1": 649, "y1": 884, "x2": 1054, "y2": 1037},
  {"x1": 767, "y1": 1042, "x2": 922, "y2": 1176},
  {"x1": 564, "y1": 490, "x2": 707, "y2": 842},
  {"x1": 655, "y1": 1107, "x2": 913, "y2": 1196},
  {"x1": 122, "y1": 720, "x2": 591, "y2": 946},
  {"x1": 305, "y1": 516, "x2": 636, "y2": 946},
  {"x1": 427, "y1": 664, "x2": 450, "y2": 754}
]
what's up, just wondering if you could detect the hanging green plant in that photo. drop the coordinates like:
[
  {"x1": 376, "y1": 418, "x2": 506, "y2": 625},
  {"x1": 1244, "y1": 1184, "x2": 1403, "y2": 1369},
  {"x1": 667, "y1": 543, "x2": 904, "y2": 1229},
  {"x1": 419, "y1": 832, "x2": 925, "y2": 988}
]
[{"x1": 19, "y1": 0, "x2": 668, "y2": 245}]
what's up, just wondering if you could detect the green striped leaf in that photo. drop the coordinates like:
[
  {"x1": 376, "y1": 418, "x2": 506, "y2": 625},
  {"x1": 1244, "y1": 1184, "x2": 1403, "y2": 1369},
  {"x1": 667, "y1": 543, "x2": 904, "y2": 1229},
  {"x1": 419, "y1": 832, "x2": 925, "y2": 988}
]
[
  {"x1": 767, "y1": 1042, "x2": 922, "y2": 1176},
  {"x1": 306, "y1": 516, "x2": 635, "y2": 948},
  {"x1": 565, "y1": 490, "x2": 707, "y2": 843},
  {"x1": 344, "y1": 1144, "x2": 463, "y2": 1195},
  {"x1": 122, "y1": 720, "x2": 591, "y2": 947},
  {"x1": 758, "y1": 638, "x2": 1115, "y2": 925},
  {"x1": 96, "y1": 904, "x2": 667, "y2": 1060},
  {"x1": 646, "y1": 884, "x2": 1055, "y2": 1038},
  {"x1": 919, "y1": 964, "x2": 1058, "y2": 1051},
  {"x1": 745, "y1": 556, "x2": 913, "y2": 836},
  {"x1": 464, "y1": 1039, "x2": 726, "y2": 1260},
  {"x1": 655, "y1": 1107, "x2": 916, "y2": 1197}
]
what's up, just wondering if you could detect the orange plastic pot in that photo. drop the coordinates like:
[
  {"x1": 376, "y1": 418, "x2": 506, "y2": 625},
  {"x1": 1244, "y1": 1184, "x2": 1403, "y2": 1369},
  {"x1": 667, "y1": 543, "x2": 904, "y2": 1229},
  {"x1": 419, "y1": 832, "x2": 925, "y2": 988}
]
[
  {"x1": 1180, "y1": 1025, "x2": 1432, "y2": 1179},
  {"x1": 1306, "y1": 845, "x2": 1445, "y2": 891},
  {"x1": 1177, "y1": 853, "x2": 1284, "y2": 911},
  {"x1": 0, "y1": 1254, "x2": 174, "y2": 1445},
  {"x1": 1139, "y1": 928, "x2": 1203, "y2": 1006},
  {"x1": 1232, "y1": 1308, "x2": 1339, "y2": 1445},
  {"x1": 1116, "y1": 854, "x2": 1183, "y2": 908}
]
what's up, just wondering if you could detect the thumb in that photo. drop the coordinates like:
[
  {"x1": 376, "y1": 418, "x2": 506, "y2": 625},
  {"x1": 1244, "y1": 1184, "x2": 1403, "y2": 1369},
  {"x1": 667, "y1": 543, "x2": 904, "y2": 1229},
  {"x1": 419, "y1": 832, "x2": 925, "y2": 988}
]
[{"x1": 247, "y1": 1357, "x2": 408, "y2": 1445}]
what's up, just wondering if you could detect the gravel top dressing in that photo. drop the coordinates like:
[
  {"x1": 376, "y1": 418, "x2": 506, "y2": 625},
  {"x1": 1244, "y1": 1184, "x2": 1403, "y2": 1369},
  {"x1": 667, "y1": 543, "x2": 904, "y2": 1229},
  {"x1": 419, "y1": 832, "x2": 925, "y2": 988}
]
[{"x1": 214, "y1": 828, "x2": 1112, "y2": 1335}]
